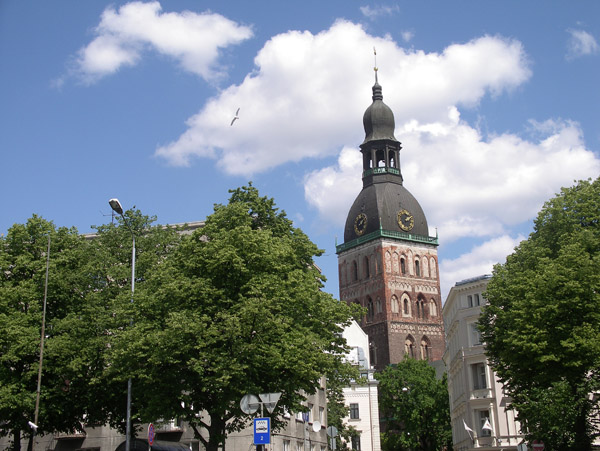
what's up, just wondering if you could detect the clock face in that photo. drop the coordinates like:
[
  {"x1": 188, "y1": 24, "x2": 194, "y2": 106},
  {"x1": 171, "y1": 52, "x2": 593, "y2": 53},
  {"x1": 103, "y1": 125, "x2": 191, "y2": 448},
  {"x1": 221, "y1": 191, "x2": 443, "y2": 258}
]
[
  {"x1": 397, "y1": 209, "x2": 414, "y2": 232},
  {"x1": 354, "y1": 213, "x2": 368, "y2": 236}
]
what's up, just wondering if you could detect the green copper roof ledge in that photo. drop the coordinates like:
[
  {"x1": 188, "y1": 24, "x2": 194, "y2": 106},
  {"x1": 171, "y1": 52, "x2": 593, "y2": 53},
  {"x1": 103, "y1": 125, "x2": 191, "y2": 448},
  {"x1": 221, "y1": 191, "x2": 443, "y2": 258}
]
[
  {"x1": 336, "y1": 228, "x2": 438, "y2": 254},
  {"x1": 362, "y1": 167, "x2": 400, "y2": 178}
]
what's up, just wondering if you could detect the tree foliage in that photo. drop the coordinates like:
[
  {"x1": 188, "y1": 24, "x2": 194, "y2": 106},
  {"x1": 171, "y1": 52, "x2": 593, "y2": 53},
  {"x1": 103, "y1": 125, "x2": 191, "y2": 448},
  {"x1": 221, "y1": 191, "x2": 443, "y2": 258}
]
[
  {"x1": 378, "y1": 358, "x2": 452, "y2": 451},
  {"x1": 479, "y1": 177, "x2": 600, "y2": 450},
  {"x1": 0, "y1": 216, "x2": 90, "y2": 449},
  {"x1": 107, "y1": 184, "x2": 358, "y2": 451},
  {"x1": 0, "y1": 210, "x2": 182, "y2": 450}
]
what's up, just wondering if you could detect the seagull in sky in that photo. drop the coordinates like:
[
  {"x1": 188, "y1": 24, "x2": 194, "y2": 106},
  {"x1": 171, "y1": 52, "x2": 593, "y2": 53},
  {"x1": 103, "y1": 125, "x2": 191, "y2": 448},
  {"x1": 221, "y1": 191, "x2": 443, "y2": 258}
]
[{"x1": 230, "y1": 108, "x2": 240, "y2": 126}]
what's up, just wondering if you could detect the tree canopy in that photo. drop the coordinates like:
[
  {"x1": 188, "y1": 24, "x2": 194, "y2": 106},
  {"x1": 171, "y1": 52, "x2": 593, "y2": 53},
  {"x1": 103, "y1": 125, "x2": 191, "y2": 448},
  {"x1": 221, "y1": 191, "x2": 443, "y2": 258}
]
[
  {"x1": 0, "y1": 216, "x2": 90, "y2": 449},
  {"x1": 0, "y1": 211, "x2": 182, "y2": 450},
  {"x1": 107, "y1": 185, "x2": 359, "y2": 451},
  {"x1": 378, "y1": 358, "x2": 452, "y2": 451},
  {"x1": 0, "y1": 186, "x2": 359, "y2": 451},
  {"x1": 479, "y1": 177, "x2": 600, "y2": 450}
]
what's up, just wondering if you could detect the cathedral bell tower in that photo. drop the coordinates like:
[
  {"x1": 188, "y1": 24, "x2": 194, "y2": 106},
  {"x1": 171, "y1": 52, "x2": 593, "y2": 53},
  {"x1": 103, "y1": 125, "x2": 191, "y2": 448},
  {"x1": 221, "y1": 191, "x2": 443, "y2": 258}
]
[{"x1": 337, "y1": 70, "x2": 444, "y2": 370}]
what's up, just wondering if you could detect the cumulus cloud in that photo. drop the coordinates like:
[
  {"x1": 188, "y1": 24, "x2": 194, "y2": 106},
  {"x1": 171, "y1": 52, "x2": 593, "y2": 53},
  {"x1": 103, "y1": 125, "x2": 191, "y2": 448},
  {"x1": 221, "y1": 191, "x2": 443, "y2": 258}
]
[
  {"x1": 155, "y1": 22, "x2": 531, "y2": 175},
  {"x1": 75, "y1": 1, "x2": 252, "y2": 83},
  {"x1": 305, "y1": 112, "x2": 599, "y2": 242},
  {"x1": 566, "y1": 29, "x2": 599, "y2": 60},
  {"x1": 359, "y1": 5, "x2": 401, "y2": 19},
  {"x1": 439, "y1": 235, "x2": 524, "y2": 300}
]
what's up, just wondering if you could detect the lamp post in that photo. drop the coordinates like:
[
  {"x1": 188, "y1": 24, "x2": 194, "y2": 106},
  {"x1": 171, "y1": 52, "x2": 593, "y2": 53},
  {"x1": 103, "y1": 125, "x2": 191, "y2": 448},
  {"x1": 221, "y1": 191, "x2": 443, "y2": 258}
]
[{"x1": 109, "y1": 198, "x2": 136, "y2": 451}]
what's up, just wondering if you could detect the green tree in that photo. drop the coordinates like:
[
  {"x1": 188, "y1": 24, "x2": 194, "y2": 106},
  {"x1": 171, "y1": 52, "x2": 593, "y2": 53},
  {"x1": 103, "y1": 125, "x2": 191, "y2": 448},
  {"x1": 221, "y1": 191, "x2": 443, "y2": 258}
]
[
  {"x1": 83, "y1": 208, "x2": 182, "y2": 435},
  {"x1": 0, "y1": 216, "x2": 91, "y2": 450},
  {"x1": 109, "y1": 184, "x2": 358, "y2": 451},
  {"x1": 378, "y1": 359, "x2": 452, "y2": 451},
  {"x1": 0, "y1": 210, "x2": 182, "y2": 451},
  {"x1": 479, "y1": 177, "x2": 600, "y2": 450}
]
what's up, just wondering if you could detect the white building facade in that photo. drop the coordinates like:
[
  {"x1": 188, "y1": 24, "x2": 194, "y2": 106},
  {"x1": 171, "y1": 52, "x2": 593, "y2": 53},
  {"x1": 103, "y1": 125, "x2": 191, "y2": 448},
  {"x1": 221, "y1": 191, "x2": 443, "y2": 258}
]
[
  {"x1": 341, "y1": 321, "x2": 381, "y2": 451},
  {"x1": 442, "y1": 276, "x2": 523, "y2": 450}
]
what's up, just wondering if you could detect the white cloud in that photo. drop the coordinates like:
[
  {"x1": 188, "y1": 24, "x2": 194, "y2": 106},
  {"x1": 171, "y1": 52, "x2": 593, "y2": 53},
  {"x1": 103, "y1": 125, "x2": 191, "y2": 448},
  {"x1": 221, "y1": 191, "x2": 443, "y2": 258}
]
[
  {"x1": 75, "y1": 1, "x2": 252, "y2": 83},
  {"x1": 305, "y1": 112, "x2": 599, "y2": 242},
  {"x1": 401, "y1": 31, "x2": 414, "y2": 43},
  {"x1": 155, "y1": 22, "x2": 531, "y2": 175},
  {"x1": 566, "y1": 29, "x2": 599, "y2": 60},
  {"x1": 439, "y1": 235, "x2": 524, "y2": 301},
  {"x1": 359, "y1": 5, "x2": 401, "y2": 19}
]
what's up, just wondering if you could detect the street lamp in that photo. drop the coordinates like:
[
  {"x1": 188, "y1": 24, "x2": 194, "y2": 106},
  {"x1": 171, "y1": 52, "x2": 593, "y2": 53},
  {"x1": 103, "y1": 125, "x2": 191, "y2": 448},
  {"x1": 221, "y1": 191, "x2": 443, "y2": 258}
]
[{"x1": 109, "y1": 198, "x2": 135, "y2": 451}]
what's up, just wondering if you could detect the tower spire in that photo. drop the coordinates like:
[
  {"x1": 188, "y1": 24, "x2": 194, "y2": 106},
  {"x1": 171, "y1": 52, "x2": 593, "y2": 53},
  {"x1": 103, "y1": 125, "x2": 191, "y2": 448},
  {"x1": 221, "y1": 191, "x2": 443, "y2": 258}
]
[{"x1": 373, "y1": 46, "x2": 378, "y2": 84}]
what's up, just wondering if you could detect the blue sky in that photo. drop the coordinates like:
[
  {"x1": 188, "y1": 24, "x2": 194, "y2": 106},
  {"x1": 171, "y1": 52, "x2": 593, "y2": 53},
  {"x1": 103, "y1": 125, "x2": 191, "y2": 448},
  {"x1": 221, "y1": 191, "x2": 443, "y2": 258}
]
[{"x1": 2, "y1": 1, "x2": 599, "y2": 300}]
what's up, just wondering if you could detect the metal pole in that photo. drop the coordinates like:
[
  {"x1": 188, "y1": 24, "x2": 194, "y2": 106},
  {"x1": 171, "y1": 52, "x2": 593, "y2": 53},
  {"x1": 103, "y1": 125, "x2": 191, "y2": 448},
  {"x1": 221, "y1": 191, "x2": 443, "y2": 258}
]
[
  {"x1": 126, "y1": 233, "x2": 135, "y2": 451},
  {"x1": 34, "y1": 236, "x2": 51, "y2": 429}
]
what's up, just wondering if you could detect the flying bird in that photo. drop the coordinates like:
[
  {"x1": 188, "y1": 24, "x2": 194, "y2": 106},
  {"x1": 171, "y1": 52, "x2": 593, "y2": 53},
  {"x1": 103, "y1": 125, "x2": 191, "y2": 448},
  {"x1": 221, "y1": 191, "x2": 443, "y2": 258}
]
[{"x1": 230, "y1": 108, "x2": 240, "y2": 126}]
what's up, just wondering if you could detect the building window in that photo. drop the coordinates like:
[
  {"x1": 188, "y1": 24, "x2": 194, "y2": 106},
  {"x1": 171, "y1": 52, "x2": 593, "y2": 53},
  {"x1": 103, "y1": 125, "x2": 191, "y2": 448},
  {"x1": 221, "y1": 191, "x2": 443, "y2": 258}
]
[
  {"x1": 421, "y1": 336, "x2": 431, "y2": 361},
  {"x1": 470, "y1": 323, "x2": 482, "y2": 346},
  {"x1": 405, "y1": 336, "x2": 415, "y2": 358},
  {"x1": 352, "y1": 261, "x2": 358, "y2": 282},
  {"x1": 349, "y1": 403, "x2": 360, "y2": 420},
  {"x1": 369, "y1": 342, "x2": 377, "y2": 366},
  {"x1": 416, "y1": 298, "x2": 426, "y2": 319},
  {"x1": 367, "y1": 298, "x2": 374, "y2": 321},
  {"x1": 364, "y1": 256, "x2": 370, "y2": 278},
  {"x1": 429, "y1": 299, "x2": 437, "y2": 317},
  {"x1": 351, "y1": 435, "x2": 361, "y2": 451},
  {"x1": 478, "y1": 410, "x2": 491, "y2": 436},
  {"x1": 296, "y1": 441, "x2": 303, "y2": 451},
  {"x1": 376, "y1": 299, "x2": 382, "y2": 314},
  {"x1": 319, "y1": 406, "x2": 324, "y2": 423},
  {"x1": 391, "y1": 295, "x2": 399, "y2": 313},
  {"x1": 402, "y1": 294, "x2": 411, "y2": 317},
  {"x1": 400, "y1": 257, "x2": 406, "y2": 274},
  {"x1": 471, "y1": 363, "x2": 487, "y2": 390},
  {"x1": 283, "y1": 440, "x2": 290, "y2": 451},
  {"x1": 467, "y1": 295, "x2": 473, "y2": 307},
  {"x1": 415, "y1": 259, "x2": 420, "y2": 276},
  {"x1": 474, "y1": 293, "x2": 481, "y2": 306}
]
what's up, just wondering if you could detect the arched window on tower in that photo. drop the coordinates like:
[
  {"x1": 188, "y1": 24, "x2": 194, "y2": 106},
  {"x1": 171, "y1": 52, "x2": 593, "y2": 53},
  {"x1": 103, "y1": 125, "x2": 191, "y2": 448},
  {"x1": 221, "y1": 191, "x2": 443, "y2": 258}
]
[
  {"x1": 385, "y1": 251, "x2": 392, "y2": 273},
  {"x1": 392, "y1": 252, "x2": 399, "y2": 274},
  {"x1": 422, "y1": 256, "x2": 429, "y2": 278},
  {"x1": 389, "y1": 150, "x2": 397, "y2": 169},
  {"x1": 421, "y1": 336, "x2": 431, "y2": 361},
  {"x1": 415, "y1": 258, "x2": 421, "y2": 277},
  {"x1": 364, "y1": 256, "x2": 370, "y2": 278},
  {"x1": 352, "y1": 261, "x2": 358, "y2": 282},
  {"x1": 367, "y1": 298, "x2": 374, "y2": 322},
  {"x1": 400, "y1": 257, "x2": 406, "y2": 275},
  {"x1": 376, "y1": 148, "x2": 386, "y2": 167},
  {"x1": 430, "y1": 257, "x2": 437, "y2": 278},
  {"x1": 391, "y1": 295, "x2": 399, "y2": 313},
  {"x1": 429, "y1": 298, "x2": 438, "y2": 317},
  {"x1": 402, "y1": 294, "x2": 411, "y2": 317},
  {"x1": 416, "y1": 297, "x2": 426, "y2": 319},
  {"x1": 376, "y1": 298, "x2": 382, "y2": 314},
  {"x1": 405, "y1": 335, "x2": 416, "y2": 358},
  {"x1": 370, "y1": 341, "x2": 378, "y2": 366}
]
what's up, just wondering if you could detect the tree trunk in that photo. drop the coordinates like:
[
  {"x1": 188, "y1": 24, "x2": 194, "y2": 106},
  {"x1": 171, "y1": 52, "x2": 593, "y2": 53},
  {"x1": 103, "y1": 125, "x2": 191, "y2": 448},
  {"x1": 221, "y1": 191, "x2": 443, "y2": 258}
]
[
  {"x1": 572, "y1": 405, "x2": 592, "y2": 451},
  {"x1": 205, "y1": 416, "x2": 226, "y2": 451},
  {"x1": 13, "y1": 429, "x2": 21, "y2": 451}
]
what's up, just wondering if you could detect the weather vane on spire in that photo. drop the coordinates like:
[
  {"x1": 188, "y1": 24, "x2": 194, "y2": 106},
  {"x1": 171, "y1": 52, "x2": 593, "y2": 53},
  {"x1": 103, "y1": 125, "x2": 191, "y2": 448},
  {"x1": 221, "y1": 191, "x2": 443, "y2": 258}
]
[{"x1": 373, "y1": 46, "x2": 378, "y2": 83}]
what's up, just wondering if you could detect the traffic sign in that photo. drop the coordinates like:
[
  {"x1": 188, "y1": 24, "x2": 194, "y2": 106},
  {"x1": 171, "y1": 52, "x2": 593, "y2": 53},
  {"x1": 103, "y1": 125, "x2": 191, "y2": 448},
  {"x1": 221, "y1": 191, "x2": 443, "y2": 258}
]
[
  {"x1": 253, "y1": 418, "x2": 270, "y2": 445},
  {"x1": 148, "y1": 423, "x2": 155, "y2": 446},
  {"x1": 532, "y1": 440, "x2": 544, "y2": 450}
]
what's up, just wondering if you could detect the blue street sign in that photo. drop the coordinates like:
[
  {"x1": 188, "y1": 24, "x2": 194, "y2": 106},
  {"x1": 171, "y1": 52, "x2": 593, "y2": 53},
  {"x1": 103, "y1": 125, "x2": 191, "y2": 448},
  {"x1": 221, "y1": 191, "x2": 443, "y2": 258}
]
[{"x1": 254, "y1": 418, "x2": 270, "y2": 445}]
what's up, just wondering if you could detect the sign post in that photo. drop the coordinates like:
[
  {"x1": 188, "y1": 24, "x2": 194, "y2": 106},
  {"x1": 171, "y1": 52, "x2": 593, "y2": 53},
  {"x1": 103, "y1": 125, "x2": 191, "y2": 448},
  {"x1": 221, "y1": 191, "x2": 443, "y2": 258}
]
[
  {"x1": 254, "y1": 418, "x2": 271, "y2": 445},
  {"x1": 148, "y1": 423, "x2": 155, "y2": 449}
]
